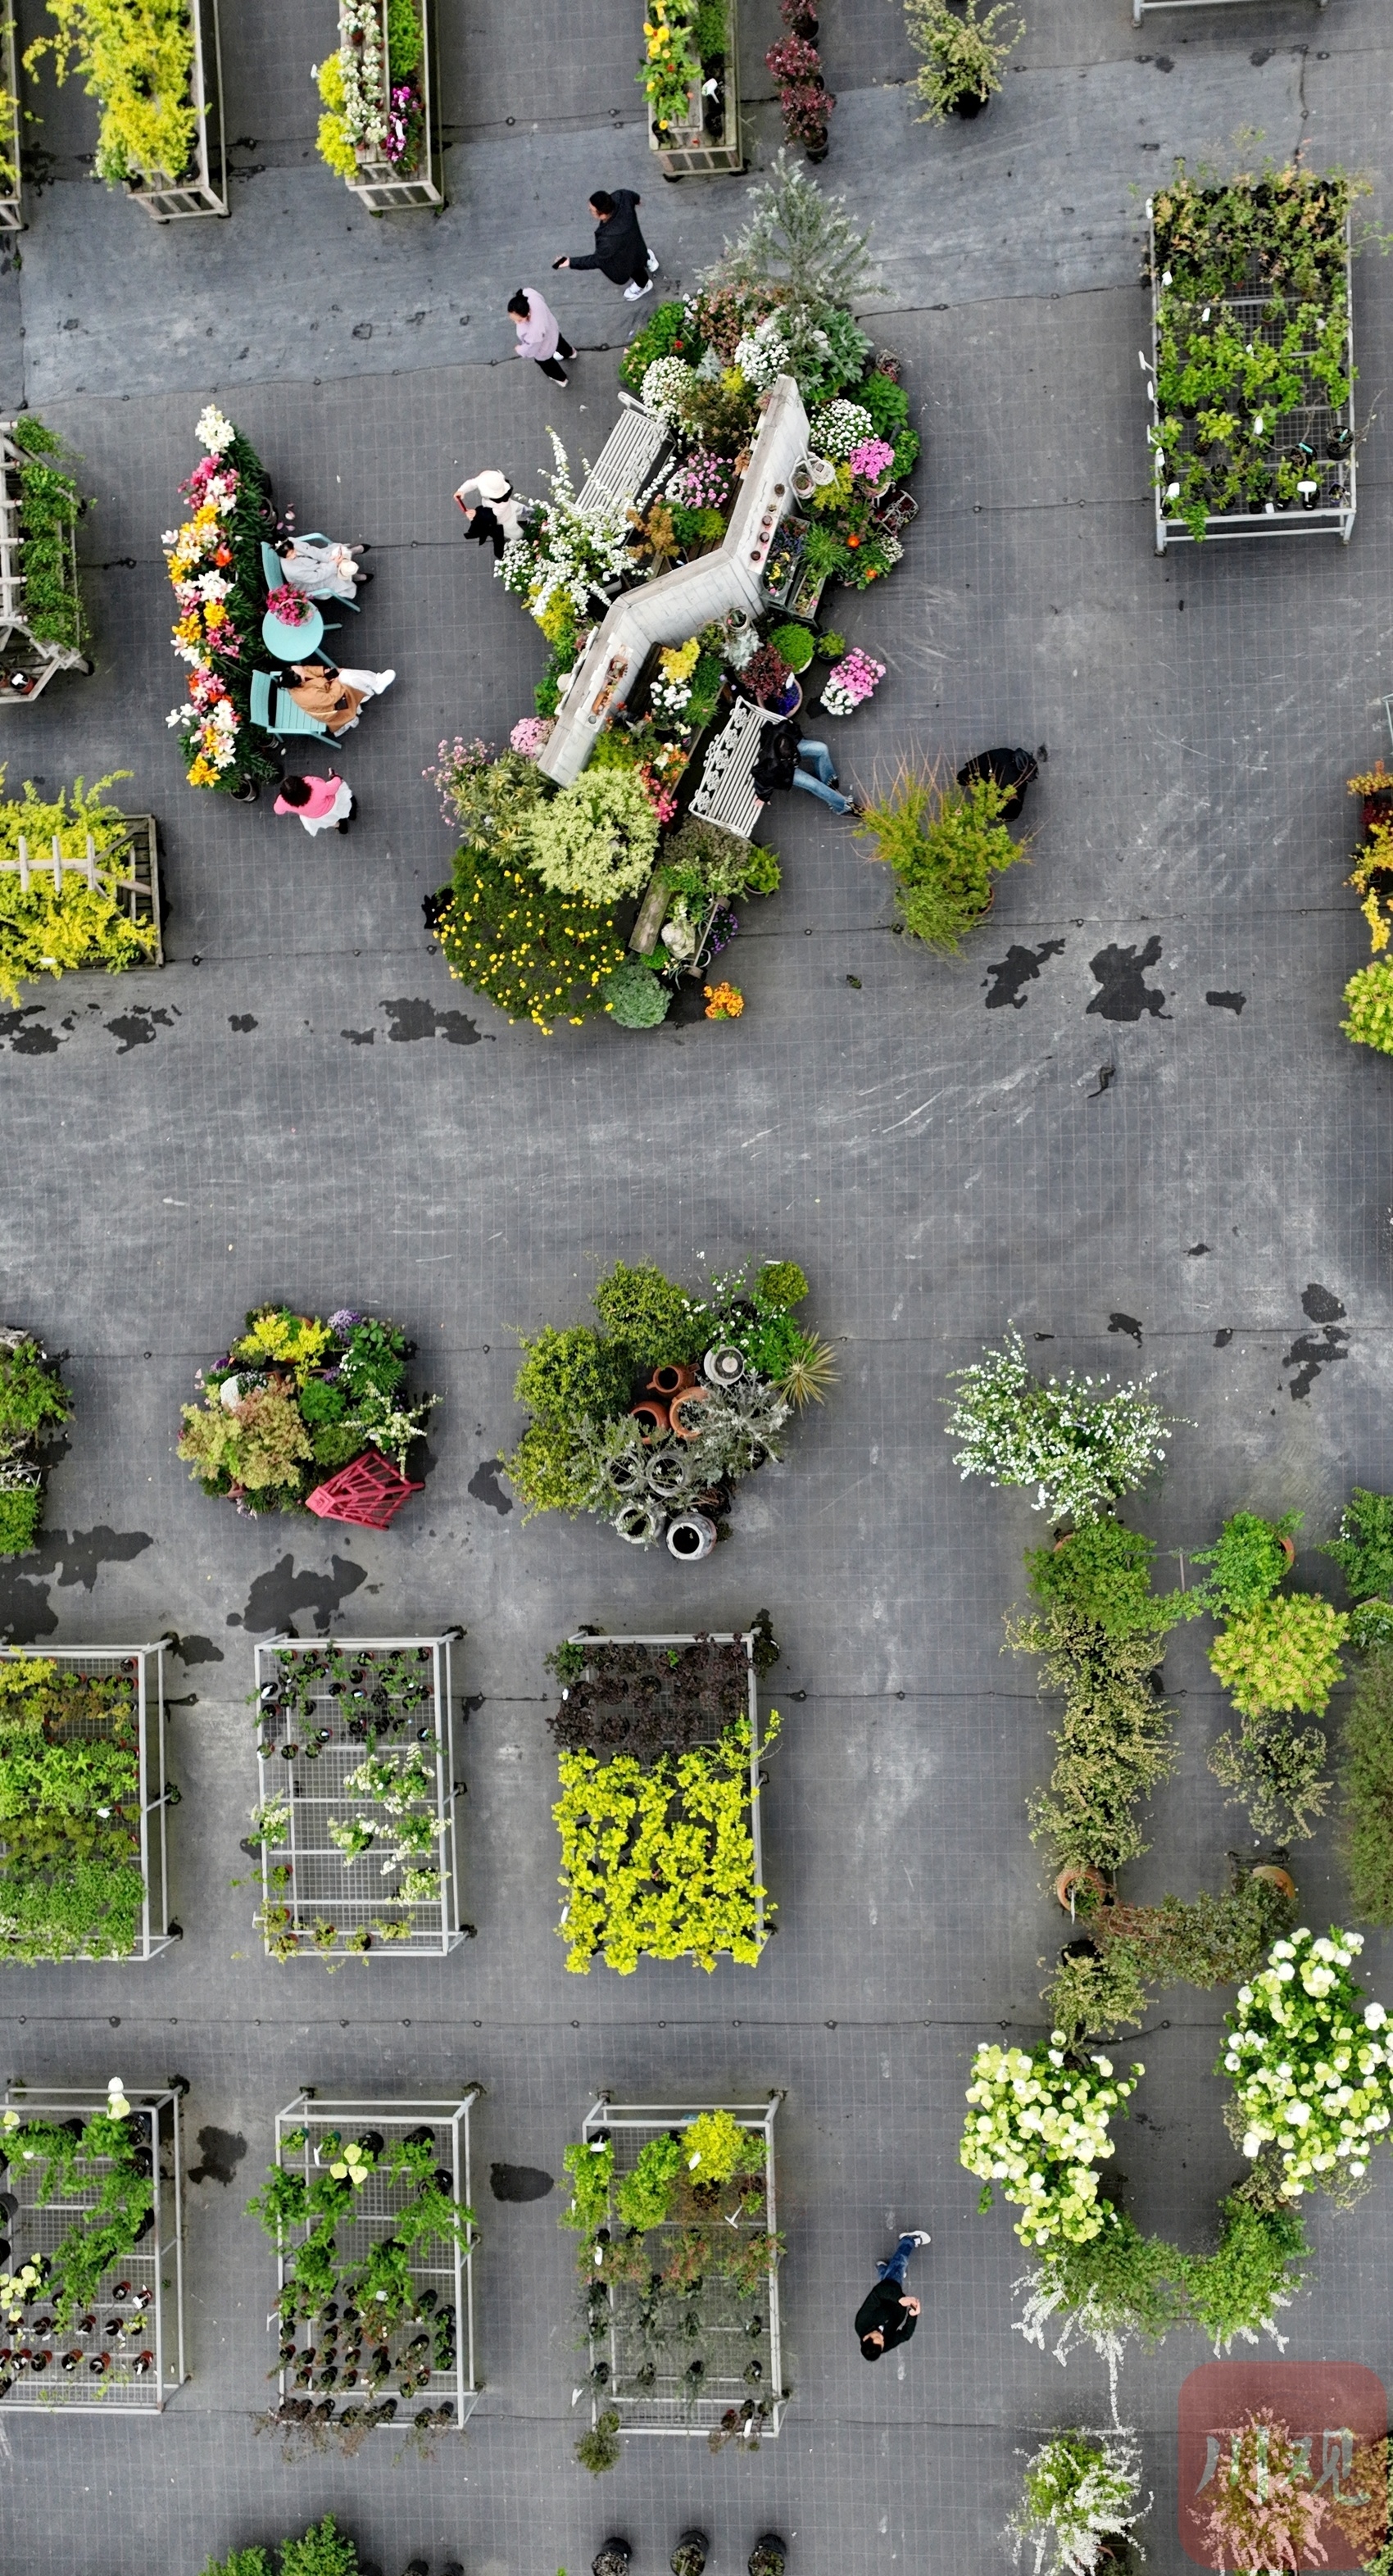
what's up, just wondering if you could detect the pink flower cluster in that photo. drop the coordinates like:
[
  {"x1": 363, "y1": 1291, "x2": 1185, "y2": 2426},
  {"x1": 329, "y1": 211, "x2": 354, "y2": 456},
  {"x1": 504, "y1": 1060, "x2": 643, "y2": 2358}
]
[
  {"x1": 265, "y1": 583, "x2": 312, "y2": 626},
  {"x1": 849, "y1": 437, "x2": 895, "y2": 486},
  {"x1": 510, "y1": 715, "x2": 555, "y2": 757},
  {"x1": 821, "y1": 648, "x2": 886, "y2": 716},
  {"x1": 178, "y1": 453, "x2": 238, "y2": 510},
  {"x1": 665, "y1": 449, "x2": 733, "y2": 513}
]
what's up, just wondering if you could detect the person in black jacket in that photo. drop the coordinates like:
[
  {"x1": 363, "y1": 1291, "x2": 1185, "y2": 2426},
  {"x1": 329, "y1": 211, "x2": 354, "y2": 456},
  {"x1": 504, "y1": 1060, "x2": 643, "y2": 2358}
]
[
  {"x1": 854, "y1": 2230, "x2": 931, "y2": 2361},
  {"x1": 553, "y1": 188, "x2": 658, "y2": 302},
  {"x1": 955, "y1": 746, "x2": 1041, "y2": 823}
]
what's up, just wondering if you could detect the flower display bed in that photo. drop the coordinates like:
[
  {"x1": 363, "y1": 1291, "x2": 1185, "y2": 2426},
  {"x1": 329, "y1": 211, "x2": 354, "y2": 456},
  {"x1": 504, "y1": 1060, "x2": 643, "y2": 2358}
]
[
  {"x1": 315, "y1": 0, "x2": 442, "y2": 210},
  {"x1": 165, "y1": 406, "x2": 280, "y2": 795},
  {"x1": 642, "y1": 0, "x2": 742, "y2": 178},
  {"x1": 0, "y1": 2079, "x2": 186, "y2": 2407},
  {"x1": 0, "y1": 420, "x2": 92, "y2": 696},
  {"x1": 566, "y1": 2093, "x2": 787, "y2": 2444},
  {"x1": 1146, "y1": 165, "x2": 1357, "y2": 551},
  {"x1": 125, "y1": 0, "x2": 226, "y2": 218},
  {"x1": 249, "y1": 1632, "x2": 470, "y2": 1961},
  {"x1": 26, "y1": 0, "x2": 227, "y2": 219},
  {"x1": 177, "y1": 1305, "x2": 438, "y2": 1519},
  {"x1": 254, "y1": 2091, "x2": 480, "y2": 2437},
  {"x1": 0, "y1": 802, "x2": 162, "y2": 1004},
  {"x1": 502, "y1": 1256, "x2": 833, "y2": 1545},
  {"x1": 0, "y1": 1642, "x2": 178, "y2": 1961},
  {"x1": 0, "y1": 1327, "x2": 70, "y2": 1558},
  {"x1": 550, "y1": 1628, "x2": 777, "y2": 1973}
]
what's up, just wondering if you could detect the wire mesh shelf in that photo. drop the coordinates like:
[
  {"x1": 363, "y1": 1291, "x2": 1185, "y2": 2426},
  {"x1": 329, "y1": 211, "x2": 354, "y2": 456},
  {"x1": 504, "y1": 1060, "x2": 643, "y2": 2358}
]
[
  {"x1": 0, "y1": 2083, "x2": 185, "y2": 2410},
  {"x1": 0, "y1": 1640, "x2": 179, "y2": 1961}
]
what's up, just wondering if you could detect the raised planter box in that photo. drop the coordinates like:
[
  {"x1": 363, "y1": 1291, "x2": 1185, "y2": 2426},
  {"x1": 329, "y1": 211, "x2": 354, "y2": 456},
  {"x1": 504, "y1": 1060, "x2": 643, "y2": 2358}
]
[
  {"x1": 344, "y1": 0, "x2": 443, "y2": 211},
  {"x1": 1146, "y1": 196, "x2": 1356, "y2": 553},
  {"x1": 0, "y1": 2081, "x2": 186, "y2": 2407},
  {"x1": 0, "y1": 1640, "x2": 179, "y2": 1961},
  {"x1": 0, "y1": 421, "x2": 89, "y2": 697},
  {"x1": 577, "y1": 2091, "x2": 787, "y2": 2440},
  {"x1": 268, "y1": 2089, "x2": 481, "y2": 2433},
  {"x1": 127, "y1": 0, "x2": 227, "y2": 220},
  {"x1": 554, "y1": 1629, "x2": 774, "y2": 1974},
  {"x1": 252, "y1": 1630, "x2": 471, "y2": 1960},
  {"x1": 648, "y1": 0, "x2": 742, "y2": 178},
  {"x1": 0, "y1": 815, "x2": 163, "y2": 964},
  {"x1": 0, "y1": 0, "x2": 22, "y2": 230},
  {"x1": 1136, "y1": 0, "x2": 1323, "y2": 16}
]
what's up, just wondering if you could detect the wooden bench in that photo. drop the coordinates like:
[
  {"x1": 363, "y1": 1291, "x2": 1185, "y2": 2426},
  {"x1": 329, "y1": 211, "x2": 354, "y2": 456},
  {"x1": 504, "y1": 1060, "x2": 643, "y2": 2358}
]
[
  {"x1": 575, "y1": 402, "x2": 671, "y2": 525},
  {"x1": 687, "y1": 698, "x2": 781, "y2": 841}
]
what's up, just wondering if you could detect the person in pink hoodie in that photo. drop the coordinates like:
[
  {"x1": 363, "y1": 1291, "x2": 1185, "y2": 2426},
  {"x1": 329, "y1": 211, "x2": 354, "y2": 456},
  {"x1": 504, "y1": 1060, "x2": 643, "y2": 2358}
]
[
  {"x1": 274, "y1": 773, "x2": 356, "y2": 836},
  {"x1": 507, "y1": 287, "x2": 575, "y2": 386}
]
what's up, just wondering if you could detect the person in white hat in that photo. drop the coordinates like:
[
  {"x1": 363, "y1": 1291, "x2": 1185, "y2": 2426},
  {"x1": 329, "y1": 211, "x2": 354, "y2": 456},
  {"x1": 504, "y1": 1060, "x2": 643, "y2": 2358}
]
[{"x1": 453, "y1": 470, "x2": 528, "y2": 559}]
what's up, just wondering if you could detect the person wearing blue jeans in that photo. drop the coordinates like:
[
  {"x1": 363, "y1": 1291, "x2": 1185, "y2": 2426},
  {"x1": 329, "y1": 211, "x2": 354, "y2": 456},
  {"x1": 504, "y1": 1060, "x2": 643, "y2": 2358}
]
[
  {"x1": 792, "y1": 738, "x2": 861, "y2": 817},
  {"x1": 854, "y1": 2229, "x2": 931, "y2": 2360}
]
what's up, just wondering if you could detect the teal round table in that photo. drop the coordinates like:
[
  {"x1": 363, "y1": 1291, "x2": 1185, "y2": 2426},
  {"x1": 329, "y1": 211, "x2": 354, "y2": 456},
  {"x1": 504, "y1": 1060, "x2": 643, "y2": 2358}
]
[{"x1": 261, "y1": 602, "x2": 324, "y2": 660}]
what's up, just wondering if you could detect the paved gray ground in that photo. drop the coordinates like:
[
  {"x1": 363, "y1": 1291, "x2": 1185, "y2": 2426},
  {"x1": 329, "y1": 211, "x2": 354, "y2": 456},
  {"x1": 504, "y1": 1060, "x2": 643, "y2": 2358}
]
[{"x1": 2, "y1": 1, "x2": 1393, "y2": 2570}]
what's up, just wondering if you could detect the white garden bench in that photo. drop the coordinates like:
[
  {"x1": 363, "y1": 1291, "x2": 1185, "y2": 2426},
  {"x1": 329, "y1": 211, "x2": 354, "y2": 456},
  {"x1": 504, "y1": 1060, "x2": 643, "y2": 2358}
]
[
  {"x1": 575, "y1": 399, "x2": 671, "y2": 524},
  {"x1": 687, "y1": 698, "x2": 781, "y2": 841}
]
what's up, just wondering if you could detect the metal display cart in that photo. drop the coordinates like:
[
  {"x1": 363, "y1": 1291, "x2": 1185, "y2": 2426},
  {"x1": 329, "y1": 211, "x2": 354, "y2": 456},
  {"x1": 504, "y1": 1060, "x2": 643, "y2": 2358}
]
[
  {"x1": 1146, "y1": 205, "x2": 1356, "y2": 552},
  {"x1": 252, "y1": 1630, "x2": 470, "y2": 1959},
  {"x1": 270, "y1": 2090, "x2": 482, "y2": 2429},
  {"x1": 0, "y1": 420, "x2": 90, "y2": 699},
  {"x1": 579, "y1": 2090, "x2": 787, "y2": 2438},
  {"x1": 0, "y1": 1639, "x2": 179, "y2": 1961},
  {"x1": 128, "y1": 0, "x2": 227, "y2": 219},
  {"x1": 648, "y1": 0, "x2": 742, "y2": 178},
  {"x1": 0, "y1": 2082, "x2": 186, "y2": 2409}
]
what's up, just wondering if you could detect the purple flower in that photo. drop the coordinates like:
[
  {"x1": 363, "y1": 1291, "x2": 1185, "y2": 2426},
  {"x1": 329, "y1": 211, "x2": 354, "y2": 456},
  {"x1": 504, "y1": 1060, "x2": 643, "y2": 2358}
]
[{"x1": 329, "y1": 1308, "x2": 364, "y2": 1333}]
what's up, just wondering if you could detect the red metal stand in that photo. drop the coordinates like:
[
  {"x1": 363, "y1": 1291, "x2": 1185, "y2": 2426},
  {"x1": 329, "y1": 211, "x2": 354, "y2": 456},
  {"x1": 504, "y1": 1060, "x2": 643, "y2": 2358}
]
[{"x1": 304, "y1": 1449, "x2": 424, "y2": 1529}]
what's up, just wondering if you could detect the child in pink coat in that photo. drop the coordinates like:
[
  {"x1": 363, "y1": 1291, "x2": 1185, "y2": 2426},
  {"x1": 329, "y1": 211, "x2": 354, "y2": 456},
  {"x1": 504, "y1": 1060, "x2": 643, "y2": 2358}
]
[{"x1": 274, "y1": 773, "x2": 356, "y2": 835}]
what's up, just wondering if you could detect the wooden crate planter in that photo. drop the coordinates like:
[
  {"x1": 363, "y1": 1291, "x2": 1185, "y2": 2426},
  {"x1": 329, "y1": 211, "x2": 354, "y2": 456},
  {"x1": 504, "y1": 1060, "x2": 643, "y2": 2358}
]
[
  {"x1": 0, "y1": 2081, "x2": 186, "y2": 2408},
  {"x1": 648, "y1": 0, "x2": 742, "y2": 176},
  {"x1": 572, "y1": 2092, "x2": 787, "y2": 2442},
  {"x1": 0, "y1": 423, "x2": 89, "y2": 699},
  {"x1": 0, "y1": 1641, "x2": 180, "y2": 1963},
  {"x1": 553, "y1": 1630, "x2": 775, "y2": 1975},
  {"x1": 251, "y1": 1631, "x2": 472, "y2": 1961},
  {"x1": 265, "y1": 2090, "x2": 481, "y2": 2433},
  {"x1": 1146, "y1": 193, "x2": 1356, "y2": 553},
  {"x1": 0, "y1": 0, "x2": 21, "y2": 231},
  {"x1": 0, "y1": 814, "x2": 163, "y2": 963},
  {"x1": 342, "y1": 0, "x2": 443, "y2": 211},
  {"x1": 127, "y1": 0, "x2": 227, "y2": 220}
]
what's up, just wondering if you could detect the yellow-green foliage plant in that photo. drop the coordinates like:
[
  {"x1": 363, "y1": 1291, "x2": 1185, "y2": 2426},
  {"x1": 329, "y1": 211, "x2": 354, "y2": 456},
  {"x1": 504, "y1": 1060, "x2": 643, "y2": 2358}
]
[
  {"x1": 553, "y1": 1712, "x2": 778, "y2": 1973},
  {"x1": 1209, "y1": 1595, "x2": 1350, "y2": 1718},
  {"x1": 1342, "y1": 958, "x2": 1393, "y2": 1056},
  {"x1": 0, "y1": 773, "x2": 157, "y2": 1007},
  {"x1": 25, "y1": 0, "x2": 198, "y2": 186}
]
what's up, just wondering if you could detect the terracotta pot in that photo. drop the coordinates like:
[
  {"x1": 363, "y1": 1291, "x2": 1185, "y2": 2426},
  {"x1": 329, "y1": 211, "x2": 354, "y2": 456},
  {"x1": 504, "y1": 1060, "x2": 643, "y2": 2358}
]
[
  {"x1": 629, "y1": 1398, "x2": 669, "y2": 1437},
  {"x1": 1251, "y1": 1864, "x2": 1296, "y2": 1899},
  {"x1": 1055, "y1": 1863, "x2": 1111, "y2": 1914},
  {"x1": 648, "y1": 1363, "x2": 697, "y2": 1399},
  {"x1": 1277, "y1": 1535, "x2": 1295, "y2": 1567},
  {"x1": 669, "y1": 1386, "x2": 710, "y2": 1440}
]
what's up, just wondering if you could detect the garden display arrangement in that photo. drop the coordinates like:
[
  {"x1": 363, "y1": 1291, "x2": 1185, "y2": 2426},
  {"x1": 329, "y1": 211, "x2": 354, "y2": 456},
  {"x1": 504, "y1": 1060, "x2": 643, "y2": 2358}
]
[
  {"x1": 0, "y1": 1326, "x2": 70, "y2": 1558},
  {"x1": 24, "y1": 0, "x2": 225, "y2": 215},
  {"x1": 0, "y1": 2079, "x2": 185, "y2": 2407},
  {"x1": 166, "y1": 406, "x2": 283, "y2": 796},
  {"x1": 1340, "y1": 761, "x2": 1393, "y2": 1060},
  {"x1": 247, "y1": 1634, "x2": 468, "y2": 1962},
  {"x1": 946, "y1": 1330, "x2": 1393, "y2": 2389},
  {"x1": 1146, "y1": 161, "x2": 1360, "y2": 547},
  {"x1": 501, "y1": 1257, "x2": 833, "y2": 1553},
  {"x1": 563, "y1": 2095, "x2": 787, "y2": 2462},
  {"x1": 0, "y1": 777, "x2": 161, "y2": 1005},
  {"x1": 248, "y1": 2091, "x2": 480, "y2": 2446},
  {"x1": 641, "y1": 0, "x2": 742, "y2": 175},
  {"x1": 548, "y1": 1626, "x2": 778, "y2": 1974},
  {"x1": 177, "y1": 1304, "x2": 438, "y2": 1522},
  {"x1": 313, "y1": 0, "x2": 441, "y2": 209},
  {"x1": 0, "y1": 416, "x2": 93, "y2": 695},
  {"x1": 203, "y1": 2519, "x2": 462, "y2": 2576},
  {"x1": 0, "y1": 1644, "x2": 178, "y2": 1961}
]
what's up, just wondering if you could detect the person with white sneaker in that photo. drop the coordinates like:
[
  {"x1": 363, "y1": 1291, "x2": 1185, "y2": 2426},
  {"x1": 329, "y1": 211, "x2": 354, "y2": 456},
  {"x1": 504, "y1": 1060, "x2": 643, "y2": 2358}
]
[
  {"x1": 553, "y1": 188, "x2": 659, "y2": 302},
  {"x1": 855, "y1": 2230, "x2": 931, "y2": 2361}
]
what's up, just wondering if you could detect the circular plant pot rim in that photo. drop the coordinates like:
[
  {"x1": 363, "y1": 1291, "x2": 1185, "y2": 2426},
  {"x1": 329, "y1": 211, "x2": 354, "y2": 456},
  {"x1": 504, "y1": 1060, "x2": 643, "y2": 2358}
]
[
  {"x1": 1277, "y1": 1535, "x2": 1296, "y2": 1566},
  {"x1": 1055, "y1": 1863, "x2": 1112, "y2": 1911},
  {"x1": 1250, "y1": 1864, "x2": 1296, "y2": 1898}
]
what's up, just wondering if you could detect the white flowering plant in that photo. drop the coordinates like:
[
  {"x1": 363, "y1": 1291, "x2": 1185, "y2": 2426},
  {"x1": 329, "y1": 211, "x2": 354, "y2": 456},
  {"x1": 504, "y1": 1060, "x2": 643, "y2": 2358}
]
[
  {"x1": 960, "y1": 2035, "x2": 1141, "y2": 2251},
  {"x1": 1222, "y1": 1925, "x2": 1393, "y2": 2197},
  {"x1": 642, "y1": 356, "x2": 699, "y2": 423},
  {"x1": 808, "y1": 397, "x2": 875, "y2": 459},
  {"x1": 497, "y1": 432, "x2": 633, "y2": 632},
  {"x1": 944, "y1": 1327, "x2": 1175, "y2": 1523},
  {"x1": 1007, "y1": 2428, "x2": 1148, "y2": 2576}
]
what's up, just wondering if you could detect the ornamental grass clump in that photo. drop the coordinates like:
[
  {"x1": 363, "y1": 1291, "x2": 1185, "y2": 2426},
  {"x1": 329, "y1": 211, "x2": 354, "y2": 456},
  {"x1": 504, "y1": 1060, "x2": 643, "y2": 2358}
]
[
  {"x1": 960, "y1": 2037, "x2": 1140, "y2": 2252},
  {"x1": 946, "y1": 1327, "x2": 1175, "y2": 1523},
  {"x1": 857, "y1": 763, "x2": 1028, "y2": 953},
  {"x1": 1006, "y1": 2428, "x2": 1147, "y2": 2576},
  {"x1": 1222, "y1": 1926, "x2": 1393, "y2": 2199}
]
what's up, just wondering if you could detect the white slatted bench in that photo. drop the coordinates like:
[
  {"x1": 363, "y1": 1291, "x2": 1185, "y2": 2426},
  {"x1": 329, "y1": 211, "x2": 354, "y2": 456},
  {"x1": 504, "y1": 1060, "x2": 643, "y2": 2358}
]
[
  {"x1": 686, "y1": 698, "x2": 781, "y2": 841},
  {"x1": 575, "y1": 402, "x2": 671, "y2": 524}
]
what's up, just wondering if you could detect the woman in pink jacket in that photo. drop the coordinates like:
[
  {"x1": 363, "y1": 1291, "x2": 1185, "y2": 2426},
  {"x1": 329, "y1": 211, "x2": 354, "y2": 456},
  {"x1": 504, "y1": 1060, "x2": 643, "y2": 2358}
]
[{"x1": 507, "y1": 287, "x2": 575, "y2": 386}]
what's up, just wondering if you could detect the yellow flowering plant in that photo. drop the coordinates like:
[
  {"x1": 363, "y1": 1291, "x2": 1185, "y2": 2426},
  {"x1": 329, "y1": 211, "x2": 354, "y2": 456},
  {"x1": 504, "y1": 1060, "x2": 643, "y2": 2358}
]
[{"x1": 639, "y1": 0, "x2": 702, "y2": 129}]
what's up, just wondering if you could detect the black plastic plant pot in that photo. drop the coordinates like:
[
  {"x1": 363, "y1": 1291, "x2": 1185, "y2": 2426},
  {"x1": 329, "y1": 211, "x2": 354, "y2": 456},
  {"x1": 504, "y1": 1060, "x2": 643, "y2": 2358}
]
[{"x1": 952, "y1": 88, "x2": 984, "y2": 117}]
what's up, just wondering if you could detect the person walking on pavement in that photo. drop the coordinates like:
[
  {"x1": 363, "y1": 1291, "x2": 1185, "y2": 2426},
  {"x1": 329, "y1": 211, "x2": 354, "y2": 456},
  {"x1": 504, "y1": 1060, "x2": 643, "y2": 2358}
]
[
  {"x1": 508, "y1": 288, "x2": 575, "y2": 385},
  {"x1": 453, "y1": 469, "x2": 528, "y2": 559},
  {"x1": 274, "y1": 773, "x2": 356, "y2": 836},
  {"x1": 553, "y1": 188, "x2": 659, "y2": 302},
  {"x1": 855, "y1": 2229, "x2": 931, "y2": 2361}
]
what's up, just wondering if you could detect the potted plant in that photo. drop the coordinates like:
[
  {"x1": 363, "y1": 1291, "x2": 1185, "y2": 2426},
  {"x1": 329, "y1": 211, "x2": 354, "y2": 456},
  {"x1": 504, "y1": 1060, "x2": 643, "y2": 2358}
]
[
  {"x1": 765, "y1": 31, "x2": 833, "y2": 160},
  {"x1": 549, "y1": 1626, "x2": 778, "y2": 1971},
  {"x1": 312, "y1": 0, "x2": 442, "y2": 210},
  {"x1": 501, "y1": 1257, "x2": 834, "y2": 1544},
  {"x1": 945, "y1": 1328, "x2": 1175, "y2": 1524},
  {"x1": 0, "y1": 1642, "x2": 179, "y2": 1959},
  {"x1": 562, "y1": 2093, "x2": 787, "y2": 2445},
  {"x1": 1191, "y1": 1508, "x2": 1301, "y2": 1614},
  {"x1": 247, "y1": 1633, "x2": 470, "y2": 1961},
  {"x1": 0, "y1": 2080, "x2": 186, "y2": 2406},
  {"x1": 903, "y1": 0, "x2": 1022, "y2": 122},
  {"x1": 820, "y1": 646, "x2": 885, "y2": 716},
  {"x1": 855, "y1": 761, "x2": 1029, "y2": 953},
  {"x1": 25, "y1": 0, "x2": 227, "y2": 218},
  {"x1": 177, "y1": 1305, "x2": 439, "y2": 1522},
  {"x1": 1005, "y1": 2429, "x2": 1148, "y2": 2576},
  {"x1": 249, "y1": 2089, "x2": 482, "y2": 2440},
  {"x1": 0, "y1": 1328, "x2": 70, "y2": 1556},
  {"x1": 0, "y1": 782, "x2": 162, "y2": 1005}
]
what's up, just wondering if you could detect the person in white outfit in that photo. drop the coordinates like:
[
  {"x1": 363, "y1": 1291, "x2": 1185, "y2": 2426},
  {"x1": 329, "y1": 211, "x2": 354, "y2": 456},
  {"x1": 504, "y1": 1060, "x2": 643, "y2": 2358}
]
[
  {"x1": 275, "y1": 533, "x2": 370, "y2": 603},
  {"x1": 453, "y1": 469, "x2": 529, "y2": 559},
  {"x1": 507, "y1": 288, "x2": 575, "y2": 385}
]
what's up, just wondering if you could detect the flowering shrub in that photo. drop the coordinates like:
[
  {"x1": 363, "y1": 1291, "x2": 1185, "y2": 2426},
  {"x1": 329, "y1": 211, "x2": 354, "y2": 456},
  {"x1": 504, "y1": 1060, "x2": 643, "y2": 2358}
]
[
  {"x1": 1222, "y1": 1927, "x2": 1393, "y2": 2196},
  {"x1": 1007, "y1": 2429, "x2": 1147, "y2": 2576},
  {"x1": 1195, "y1": 2410, "x2": 1329, "y2": 2576},
  {"x1": 265, "y1": 583, "x2": 311, "y2": 627},
  {"x1": 642, "y1": 356, "x2": 700, "y2": 422},
  {"x1": 945, "y1": 1326, "x2": 1174, "y2": 1522},
  {"x1": 498, "y1": 432, "x2": 632, "y2": 631},
  {"x1": 961, "y1": 2037, "x2": 1139, "y2": 2251},
  {"x1": 821, "y1": 646, "x2": 885, "y2": 715},
  {"x1": 665, "y1": 451, "x2": 733, "y2": 513},
  {"x1": 704, "y1": 979, "x2": 744, "y2": 1019},
  {"x1": 510, "y1": 714, "x2": 554, "y2": 758},
  {"x1": 849, "y1": 435, "x2": 896, "y2": 485},
  {"x1": 438, "y1": 752, "x2": 629, "y2": 1032},
  {"x1": 424, "y1": 735, "x2": 493, "y2": 826},
  {"x1": 164, "y1": 409, "x2": 278, "y2": 796},
  {"x1": 650, "y1": 636, "x2": 701, "y2": 722},
  {"x1": 809, "y1": 398, "x2": 876, "y2": 459}
]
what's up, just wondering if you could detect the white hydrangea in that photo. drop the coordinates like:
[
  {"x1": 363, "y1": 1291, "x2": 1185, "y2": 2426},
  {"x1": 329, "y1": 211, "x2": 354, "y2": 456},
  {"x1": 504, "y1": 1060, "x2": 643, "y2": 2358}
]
[
  {"x1": 641, "y1": 357, "x2": 698, "y2": 424},
  {"x1": 808, "y1": 398, "x2": 875, "y2": 460},
  {"x1": 733, "y1": 315, "x2": 793, "y2": 391},
  {"x1": 195, "y1": 404, "x2": 234, "y2": 455}
]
